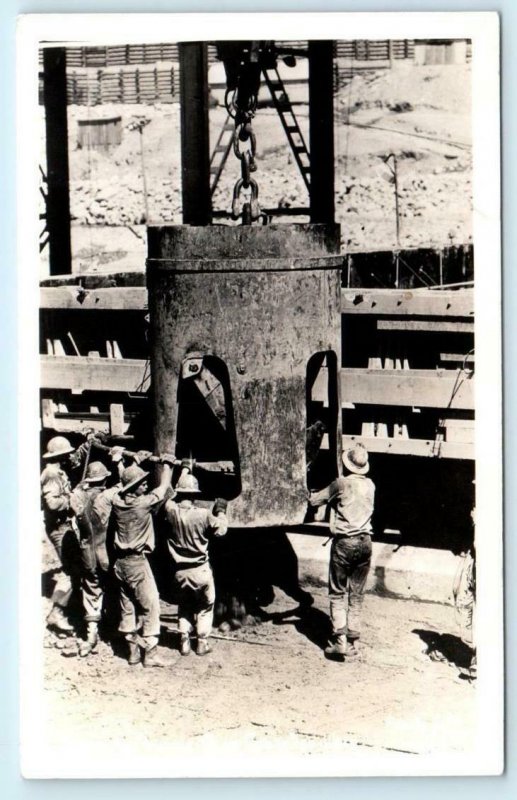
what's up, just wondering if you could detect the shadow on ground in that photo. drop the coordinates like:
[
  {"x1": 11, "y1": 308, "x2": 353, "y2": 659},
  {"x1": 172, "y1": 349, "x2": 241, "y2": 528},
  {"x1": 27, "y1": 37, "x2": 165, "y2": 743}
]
[{"x1": 413, "y1": 627, "x2": 472, "y2": 669}]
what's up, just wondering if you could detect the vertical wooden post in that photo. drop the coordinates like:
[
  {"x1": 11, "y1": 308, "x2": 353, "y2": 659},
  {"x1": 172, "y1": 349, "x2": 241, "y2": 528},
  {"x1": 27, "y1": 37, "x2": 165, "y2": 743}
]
[
  {"x1": 179, "y1": 42, "x2": 211, "y2": 225},
  {"x1": 42, "y1": 47, "x2": 72, "y2": 275},
  {"x1": 308, "y1": 40, "x2": 335, "y2": 224}
]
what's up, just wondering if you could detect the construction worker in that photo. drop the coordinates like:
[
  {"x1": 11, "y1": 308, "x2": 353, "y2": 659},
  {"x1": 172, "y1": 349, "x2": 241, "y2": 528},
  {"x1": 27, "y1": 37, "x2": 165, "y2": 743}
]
[
  {"x1": 40, "y1": 435, "x2": 83, "y2": 633},
  {"x1": 69, "y1": 460, "x2": 121, "y2": 657},
  {"x1": 453, "y1": 486, "x2": 476, "y2": 681},
  {"x1": 163, "y1": 465, "x2": 228, "y2": 656},
  {"x1": 309, "y1": 443, "x2": 375, "y2": 661},
  {"x1": 111, "y1": 456, "x2": 174, "y2": 667}
]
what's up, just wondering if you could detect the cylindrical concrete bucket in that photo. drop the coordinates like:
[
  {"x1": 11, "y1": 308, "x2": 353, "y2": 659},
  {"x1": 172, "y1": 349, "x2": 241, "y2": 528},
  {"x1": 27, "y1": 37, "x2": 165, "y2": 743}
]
[{"x1": 147, "y1": 223, "x2": 342, "y2": 527}]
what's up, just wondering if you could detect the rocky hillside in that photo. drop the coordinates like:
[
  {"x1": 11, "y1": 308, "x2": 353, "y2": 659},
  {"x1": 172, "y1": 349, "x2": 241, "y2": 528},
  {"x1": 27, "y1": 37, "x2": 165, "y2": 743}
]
[{"x1": 39, "y1": 62, "x2": 472, "y2": 273}]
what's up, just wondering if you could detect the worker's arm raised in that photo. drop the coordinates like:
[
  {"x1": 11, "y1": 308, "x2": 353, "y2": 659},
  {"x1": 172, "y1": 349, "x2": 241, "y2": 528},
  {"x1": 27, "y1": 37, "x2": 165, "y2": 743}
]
[
  {"x1": 152, "y1": 455, "x2": 175, "y2": 502},
  {"x1": 308, "y1": 478, "x2": 343, "y2": 508}
]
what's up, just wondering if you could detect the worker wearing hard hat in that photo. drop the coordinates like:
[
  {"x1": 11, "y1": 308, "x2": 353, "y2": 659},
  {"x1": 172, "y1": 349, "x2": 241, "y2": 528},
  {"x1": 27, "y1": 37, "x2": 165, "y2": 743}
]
[
  {"x1": 40, "y1": 435, "x2": 84, "y2": 633},
  {"x1": 309, "y1": 443, "x2": 375, "y2": 662},
  {"x1": 163, "y1": 464, "x2": 228, "y2": 657},
  {"x1": 70, "y1": 460, "x2": 121, "y2": 657},
  {"x1": 111, "y1": 456, "x2": 174, "y2": 667}
]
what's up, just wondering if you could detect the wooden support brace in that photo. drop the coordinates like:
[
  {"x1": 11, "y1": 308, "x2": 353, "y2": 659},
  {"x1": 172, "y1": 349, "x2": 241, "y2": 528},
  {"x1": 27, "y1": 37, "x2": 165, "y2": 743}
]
[{"x1": 109, "y1": 403, "x2": 125, "y2": 436}]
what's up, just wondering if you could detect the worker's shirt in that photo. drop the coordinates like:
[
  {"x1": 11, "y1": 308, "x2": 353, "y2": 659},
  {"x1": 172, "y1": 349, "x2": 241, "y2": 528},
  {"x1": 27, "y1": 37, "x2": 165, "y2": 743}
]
[
  {"x1": 164, "y1": 499, "x2": 228, "y2": 567},
  {"x1": 70, "y1": 483, "x2": 119, "y2": 570},
  {"x1": 111, "y1": 490, "x2": 164, "y2": 555},
  {"x1": 310, "y1": 474, "x2": 375, "y2": 537},
  {"x1": 41, "y1": 464, "x2": 72, "y2": 528}
]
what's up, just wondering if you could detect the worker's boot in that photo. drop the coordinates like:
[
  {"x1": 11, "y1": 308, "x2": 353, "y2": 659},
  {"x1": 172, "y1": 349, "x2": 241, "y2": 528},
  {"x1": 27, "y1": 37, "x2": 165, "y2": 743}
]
[
  {"x1": 126, "y1": 635, "x2": 142, "y2": 666},
  {"x1": 78, "y1": 622, "x2": 99, "y2": 658},
  {"x1": 142, "y1": 643, "x2": 168, "y2": 668},
  {"x1": 345, "y1": 637, "x2": 360, "y2": 660},
  {"x1": 324, "y1": 633, "x2": 348, "y2": 659},
  {"x1": 179, "y1": 634, "x2": 191, "y2": 656},
  {"x1": 46, "y1": 605, "x2": 74, "y2": 634},
  {"x1": 195, "y1": 636, "x2": 212, "y2": 657}
]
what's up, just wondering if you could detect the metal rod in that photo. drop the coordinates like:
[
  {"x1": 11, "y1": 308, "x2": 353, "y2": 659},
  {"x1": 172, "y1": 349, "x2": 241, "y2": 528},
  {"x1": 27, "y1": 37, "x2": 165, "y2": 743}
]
[{"x1": 89, "y1": 437, "x2": 234, "y2": 474}]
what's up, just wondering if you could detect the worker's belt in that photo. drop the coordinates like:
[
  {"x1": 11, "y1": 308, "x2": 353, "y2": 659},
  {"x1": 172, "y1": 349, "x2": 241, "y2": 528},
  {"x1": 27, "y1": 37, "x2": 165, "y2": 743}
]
[{"x1": 115, "y1": 551, "x2": 146, "y2": 560}]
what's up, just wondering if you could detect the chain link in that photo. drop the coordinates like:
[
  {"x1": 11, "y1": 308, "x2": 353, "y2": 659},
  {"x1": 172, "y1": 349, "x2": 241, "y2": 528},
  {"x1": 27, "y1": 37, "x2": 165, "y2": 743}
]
[{"x1": 226, "y1": 84, "x2": 261, "y2": 224}]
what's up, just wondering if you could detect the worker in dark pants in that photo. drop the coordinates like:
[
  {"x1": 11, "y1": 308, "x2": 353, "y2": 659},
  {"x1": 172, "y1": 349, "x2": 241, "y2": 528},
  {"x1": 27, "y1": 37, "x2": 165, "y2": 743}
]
[
  {"x1": 40, "y1": 436, "x2": 84, "y2": 633},
  {"x1": 70, "y1": 460, "x2": 121, "y2": 657},
  {"x1": 309, "y1": 443, "x2": 375, "y2": 661},
  {"x1": 111, "y1": 457, "x2": 173, "y2": 667},
  {"x1": 163, "y1": 465, "x2": 228, "y2": 657}
]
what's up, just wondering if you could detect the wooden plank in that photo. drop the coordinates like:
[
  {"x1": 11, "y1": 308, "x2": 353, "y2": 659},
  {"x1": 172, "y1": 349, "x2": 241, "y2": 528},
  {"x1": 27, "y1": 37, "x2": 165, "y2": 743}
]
[
  {"x1": 313, "y1": 368, "x2": 474, "y2": 410},
  {"x1": 341, "y1": 288, "x2": 473, "y2": 318},
  {"x1": 339, "y1": 368, "x2": 474, "y2": 409},
  {"x1": 41, "y1": 398, "x2": 56, "y2": 428},
  {"x1": 41, "y1": 356, "x2": 150, "y2": 393},
  {"x1": 109, "y1": 403, "x2": 125, "y2": 436},
  {"x1": 341, "y1": 435, "x2": 474, "y2": 460},
  {"x1": 377, "y1": 320, "x2": 474, "y2": 333},
  {"x1": 440, "y1": 352, "x2": 475, "y2": 363},
  {"x1": 40, "y1": 286, "x2": 148, "y2": 311}
]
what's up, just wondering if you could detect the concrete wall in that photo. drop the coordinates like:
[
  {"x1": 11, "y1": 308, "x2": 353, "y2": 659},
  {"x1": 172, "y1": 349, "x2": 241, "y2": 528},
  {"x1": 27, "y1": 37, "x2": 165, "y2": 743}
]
[{"x1": 287, "y1": 533, "x2": 463, "y2": 605}]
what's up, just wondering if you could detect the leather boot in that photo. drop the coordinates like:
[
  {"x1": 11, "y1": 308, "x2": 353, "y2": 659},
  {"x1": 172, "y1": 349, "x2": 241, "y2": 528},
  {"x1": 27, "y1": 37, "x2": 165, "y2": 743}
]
[
  {"x1": 324, "y1": 633, "x2": 347, "y2": 659},
  {"x1": 345, "y1": 638, "x2": 360, "y2": 659},
  {"x1": 126, "y1": 636, "x2": 142, "y2": 666},
  {"x1": 46, "y1": 605, "x2": 74, "y2": 633},
  {"x1": 195, "y1": 637, "x2": 213, "y2": 656},
  {"x1": 179, "y1": 635, "x2": 191, "y2": 656},
  {"x1": 78, "y1": 623, "x2": 99, "y2": 658},
  {"x1": 143, "y1": 645, "x2": 168, "y2": 668}
]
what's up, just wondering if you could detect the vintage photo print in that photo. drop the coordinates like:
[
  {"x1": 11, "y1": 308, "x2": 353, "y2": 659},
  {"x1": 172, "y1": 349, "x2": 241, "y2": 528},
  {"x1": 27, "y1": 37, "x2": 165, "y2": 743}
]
[{"x1": 17, "y1": 12, "x2": 502, "y2": 778}]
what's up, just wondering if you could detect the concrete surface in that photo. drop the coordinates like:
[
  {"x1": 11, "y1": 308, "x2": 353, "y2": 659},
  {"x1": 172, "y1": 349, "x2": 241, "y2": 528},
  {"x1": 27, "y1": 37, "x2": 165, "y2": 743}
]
[{"x1": 288, "y1": 533, "x2": 461, "y2": 604}]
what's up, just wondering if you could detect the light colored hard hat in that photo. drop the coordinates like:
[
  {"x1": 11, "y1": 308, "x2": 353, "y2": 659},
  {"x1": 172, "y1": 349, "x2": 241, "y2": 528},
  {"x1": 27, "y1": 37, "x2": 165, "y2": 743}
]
[
  {"x1": 43, "y1": 436, "x2": 75, "y2": 460},
  {"x1": 84, "y1": 461, "x2": 111, "y2": 483},
  {"x1": 342, "y1": 443, "x2": 370, "y2": 475},
  {"x1": 119, "y1": 464, "x2": 150, "y2": 494},
  {"x1": 175, "y1": 472, "x2": 201, "y2": 494}
]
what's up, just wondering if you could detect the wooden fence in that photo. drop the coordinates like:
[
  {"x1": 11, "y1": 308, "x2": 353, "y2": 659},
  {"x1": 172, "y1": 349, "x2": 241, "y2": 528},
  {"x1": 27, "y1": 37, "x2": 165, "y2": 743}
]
[
  {"x1": 38, "y1": 40, "x2": 424, "y2": 70},
  {"x1": 38, "y1": 40, "x2": 471, "y2": 106},
  {"x1": 62, "y1": 65, "x2": 179, "y2": 105}
]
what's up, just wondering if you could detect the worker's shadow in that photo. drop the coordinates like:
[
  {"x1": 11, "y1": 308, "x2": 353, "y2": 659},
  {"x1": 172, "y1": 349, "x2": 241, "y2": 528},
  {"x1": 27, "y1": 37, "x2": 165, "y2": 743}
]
[
  {"x1": 413, "y1": 628, "x2": 473, "y2": 669},
  {"x1": 271, "y1": 605, "x2": 332, "y2": 651}
]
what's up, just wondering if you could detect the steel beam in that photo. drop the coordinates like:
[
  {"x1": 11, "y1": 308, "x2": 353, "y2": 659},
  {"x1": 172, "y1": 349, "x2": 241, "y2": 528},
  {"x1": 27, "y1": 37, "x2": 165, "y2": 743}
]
[{"x1": 42, "y1": 48, "x2": 72, "y2": 275}]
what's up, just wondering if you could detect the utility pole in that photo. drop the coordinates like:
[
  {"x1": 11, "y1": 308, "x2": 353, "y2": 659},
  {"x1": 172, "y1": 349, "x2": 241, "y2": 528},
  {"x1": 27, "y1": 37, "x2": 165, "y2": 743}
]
[{"x1": 384, "y1": 152, "x2": 400, "y2": 249}]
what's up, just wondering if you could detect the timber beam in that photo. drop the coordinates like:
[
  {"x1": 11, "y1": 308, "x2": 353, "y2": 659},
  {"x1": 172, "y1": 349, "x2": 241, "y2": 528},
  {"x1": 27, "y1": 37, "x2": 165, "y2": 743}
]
[
  {"x1": 41, "y1": 356, "x2": 150, "y2": 394},
  {"x1": 341, "y1": 288, "x2": 473, "y2": 318}
]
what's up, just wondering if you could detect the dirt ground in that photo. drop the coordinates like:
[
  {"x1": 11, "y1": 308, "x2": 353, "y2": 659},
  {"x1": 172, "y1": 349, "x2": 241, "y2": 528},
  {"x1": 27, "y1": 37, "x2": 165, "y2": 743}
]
[
  {"x1": 39, "y1": 62, "x2": 472, "y2": 276},
  {"x1": 42, "y1": 563, "x2": 476, "y2": 763}
]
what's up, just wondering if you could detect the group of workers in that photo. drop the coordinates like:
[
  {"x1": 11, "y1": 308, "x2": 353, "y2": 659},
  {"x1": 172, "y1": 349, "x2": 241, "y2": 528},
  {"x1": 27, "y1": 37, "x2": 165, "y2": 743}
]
[
  {"x1": 41, "y1": 433, "x2": 228, "y2": 666},
  {"x1": 43, "y1": 430, "x2": 475, "y2": 671}
]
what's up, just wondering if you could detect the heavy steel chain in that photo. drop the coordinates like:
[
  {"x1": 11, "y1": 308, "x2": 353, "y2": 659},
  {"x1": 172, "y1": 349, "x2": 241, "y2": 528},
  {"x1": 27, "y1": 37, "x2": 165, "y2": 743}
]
[{"x1": 225, "y1": 82, "x2": 262, "y2": 224}]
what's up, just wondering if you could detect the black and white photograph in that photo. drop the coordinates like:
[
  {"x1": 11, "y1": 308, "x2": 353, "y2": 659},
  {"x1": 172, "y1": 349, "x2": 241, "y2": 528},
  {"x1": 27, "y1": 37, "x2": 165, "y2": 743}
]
[{"x1": 18, "y1": 12, "x2": 502, "y2": 778}]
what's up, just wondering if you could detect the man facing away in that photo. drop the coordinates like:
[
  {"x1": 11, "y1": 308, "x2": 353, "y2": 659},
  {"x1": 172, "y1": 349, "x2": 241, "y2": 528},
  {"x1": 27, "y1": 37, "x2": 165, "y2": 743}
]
[
  {"x1": 163, "y1": 465, "x2": 228, "y2": 656},
  {"x1": 70, "y1": 459, "x2": 120, "y2": 657},
  {"x1": 309, "y1": 443, "x2": 375, "y2": 661},
  {"x1": 111, "y1": 456, "x2": 174, "y2": 667}
]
